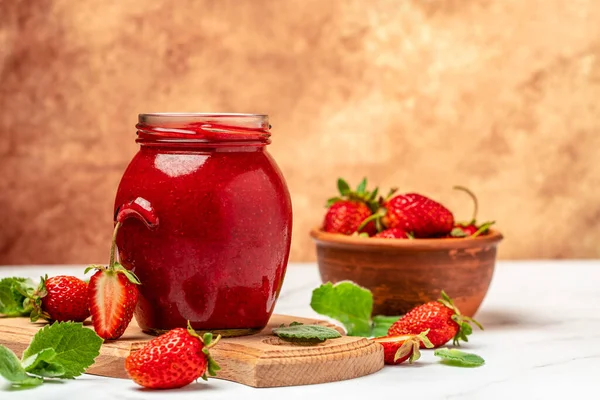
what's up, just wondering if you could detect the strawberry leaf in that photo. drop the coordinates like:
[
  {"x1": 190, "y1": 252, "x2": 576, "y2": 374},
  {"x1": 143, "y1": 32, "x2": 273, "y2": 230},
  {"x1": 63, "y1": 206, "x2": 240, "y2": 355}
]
[
  {"x1": 434, "y1": 348, "x2": 485, "y2": 367},
  {"x1": 326, "y1": 197, "x2": 342, "y2": 208},
  {"x1": 356, "y1": 178, "x2": 367, "y2": 194},
  {"x1": 337, "y1": 178, "x2": 351, "y2": 196}
]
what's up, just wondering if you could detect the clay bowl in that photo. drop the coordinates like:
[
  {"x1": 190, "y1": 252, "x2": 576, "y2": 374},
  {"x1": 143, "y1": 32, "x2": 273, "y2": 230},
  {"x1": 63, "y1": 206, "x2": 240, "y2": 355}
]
[{"x1": 310, "y1": 228, "x2": 503, "y2": 318}]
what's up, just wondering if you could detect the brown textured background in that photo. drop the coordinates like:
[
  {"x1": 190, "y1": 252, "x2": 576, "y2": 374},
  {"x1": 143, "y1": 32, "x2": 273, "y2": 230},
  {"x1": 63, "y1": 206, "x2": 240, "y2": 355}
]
[{"x1": 1, "y1": 0, "x2": 599, "y2": 265}]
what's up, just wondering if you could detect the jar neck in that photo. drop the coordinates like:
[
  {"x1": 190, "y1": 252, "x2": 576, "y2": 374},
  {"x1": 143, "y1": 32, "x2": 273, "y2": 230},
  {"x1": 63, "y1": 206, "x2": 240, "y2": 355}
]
[{"x1": 135, "y1": 113, "x2": 271, "y2": 148}]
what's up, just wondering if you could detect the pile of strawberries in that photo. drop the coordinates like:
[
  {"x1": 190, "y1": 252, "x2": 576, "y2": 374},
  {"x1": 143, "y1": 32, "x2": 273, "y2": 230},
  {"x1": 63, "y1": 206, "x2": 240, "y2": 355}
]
[
  {"x1": 322, "y1": 178, "x2": 494, "y2": 239},
  {"x1": 373, "y1": 291, "x2": 483, "y2": 365}
]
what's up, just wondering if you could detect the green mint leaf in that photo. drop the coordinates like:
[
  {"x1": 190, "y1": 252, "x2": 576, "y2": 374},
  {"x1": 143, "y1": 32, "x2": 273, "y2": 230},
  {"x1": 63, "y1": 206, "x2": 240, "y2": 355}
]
[
  {"x1": 273, "y1": 324, "x2": 342, "y2": 343},
  {"x1": 0, "y1": 345, "x2": 43, "y2": 387},
  {"x1": 289, "y1": 321, "x2": 303, "y2": 326},
  {"x1": 371, "y1": 315, "x2": 402, "y2": 337},
  {"x1": 27, "y1": 362, "x2": 65, "y2": 378},
  {"x1": 434, "y1": 348, "x2": 485, "y2": 367},
  {"x1": 22, "y1": 322, "x2": 103, "y2": 378},
  {"x1": 310, "y1": 281, "x2": 373, "y2": 337},
  {"x1": 0, "y1": 277, "x2": 36, "y2": 317},
  {"x1": 22, "y1": 348, "x2": 65, "y2": 378},
  {"x1": 337, "y1": 178, "x2": 351, "y2": 196},
  {"x1": 21, "y1": 348, "x2": 57, "y2": 370}
]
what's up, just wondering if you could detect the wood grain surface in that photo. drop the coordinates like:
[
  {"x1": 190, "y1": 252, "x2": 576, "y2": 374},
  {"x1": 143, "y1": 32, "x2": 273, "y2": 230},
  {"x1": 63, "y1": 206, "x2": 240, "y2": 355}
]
[{"x1": 0, "y1": 314, "x2": 384, "y2": 388}]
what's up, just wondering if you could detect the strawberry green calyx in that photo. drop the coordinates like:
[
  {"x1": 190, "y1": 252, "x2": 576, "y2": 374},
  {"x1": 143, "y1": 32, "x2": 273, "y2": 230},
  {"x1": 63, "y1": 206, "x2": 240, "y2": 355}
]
[
  {"x1": 450, "y1": 227, "x2": 468, "y2": 238},
  {"x1": 326, "y1": 177, "x2": 380, "y2": 213},
  {"x1": 84, "y1": 222, "x2": 141, "y2": 285},
  {"x1": 28, "y1": 275, "x2": 51, "y2": 322},
  {"x1": 185, "y1": 321, "x2": 222, "y2": 380},
  {"x1": 393, "y1": 329, "x2": 434, "y2": 363},
  {"x1": 470, "y1": 221, "x2": 496, "y2": 238},
  {"x1": 438, "y1": 291, "x2": 484, "y2": 346}
]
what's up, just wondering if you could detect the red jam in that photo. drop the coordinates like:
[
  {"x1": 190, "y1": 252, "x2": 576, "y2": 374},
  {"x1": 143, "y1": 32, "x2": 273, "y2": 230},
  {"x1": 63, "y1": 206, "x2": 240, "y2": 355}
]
[{"x1": 114, "y1": 114, "x2": 292, "y2": 336}]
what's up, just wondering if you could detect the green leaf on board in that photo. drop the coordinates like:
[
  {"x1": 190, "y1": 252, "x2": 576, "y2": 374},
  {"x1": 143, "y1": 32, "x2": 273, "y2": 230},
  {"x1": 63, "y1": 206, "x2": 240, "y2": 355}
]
[
  {"x1": 310, "y1": 281, "x2": 373, "y2": 337},
  {"x1": 273, "y1": 324, "x2": 342, "y2": 343}
]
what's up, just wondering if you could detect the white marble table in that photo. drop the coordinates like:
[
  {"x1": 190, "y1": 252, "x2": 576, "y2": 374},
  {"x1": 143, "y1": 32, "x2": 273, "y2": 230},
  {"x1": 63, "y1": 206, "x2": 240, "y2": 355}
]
[{"x1": 1, "y1": 261, "x2": 599, "y2": 399}]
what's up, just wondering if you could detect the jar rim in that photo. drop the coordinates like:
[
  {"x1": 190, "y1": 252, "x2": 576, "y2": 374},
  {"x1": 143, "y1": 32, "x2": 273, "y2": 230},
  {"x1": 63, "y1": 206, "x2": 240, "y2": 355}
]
[{"x1": 136, "y1": 113, "x2": 270, "y2": 145}]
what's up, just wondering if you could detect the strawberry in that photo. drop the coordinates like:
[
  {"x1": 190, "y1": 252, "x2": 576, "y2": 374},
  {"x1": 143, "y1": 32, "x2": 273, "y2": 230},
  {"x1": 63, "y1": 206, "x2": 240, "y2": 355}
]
[
  {"x1": 86, "y1": 221, "x2": 140, "y2": 340},
  {"x1": 28, "y1": 275, "x2": 90, "y2": 322},
  {"x1": 383, "y1": 193, "x2": 454, "y2": 237},
  {"x1": 323, "y1": 178, "x2": 379, "y2": 236},
  {"x1": 388, "y1": 291, "x2": 483, "y2": 348},
  {"x1": 125, "y1": 322, "x2": 221, "y2": 389},
  {"x1": 372, "y1": 330, "x2": 433, "y2": 365},
  {"x1": 373, "y1": 228, "x2": 412, "y2": 239},
  {"x1": 323, "y1": 200, "x2": 375, "y2": 235},
  {"x1": 450, "y1": 186, "x2": 495, "y2": 238}
]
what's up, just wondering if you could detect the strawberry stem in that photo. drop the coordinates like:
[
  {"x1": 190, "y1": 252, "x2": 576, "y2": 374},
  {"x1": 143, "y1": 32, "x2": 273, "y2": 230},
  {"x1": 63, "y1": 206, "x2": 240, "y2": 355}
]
[
  {"x1": 453, "y1": 186, "x2": 478, "y2": 224},
  {"x1": 108, "y1": 222, "x2": 121, "y2": 270}
]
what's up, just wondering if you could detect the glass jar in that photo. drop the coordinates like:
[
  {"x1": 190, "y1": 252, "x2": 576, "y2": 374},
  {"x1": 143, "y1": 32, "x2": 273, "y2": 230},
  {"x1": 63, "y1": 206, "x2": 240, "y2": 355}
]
[{"x1": 114, "y1": 113, "x2": 293, "y2": 336}]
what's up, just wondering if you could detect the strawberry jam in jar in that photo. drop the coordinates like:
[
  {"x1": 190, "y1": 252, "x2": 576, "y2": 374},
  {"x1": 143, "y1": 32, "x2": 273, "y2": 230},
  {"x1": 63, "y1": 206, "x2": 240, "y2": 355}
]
[{"x1": 114, "y1": 113, "x2": 292, "y2": 336}]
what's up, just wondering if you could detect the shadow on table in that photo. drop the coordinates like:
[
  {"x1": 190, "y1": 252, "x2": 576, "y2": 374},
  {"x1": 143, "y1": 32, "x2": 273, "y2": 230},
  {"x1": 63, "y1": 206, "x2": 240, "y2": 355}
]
[
  {"x1": 474, "y1": 308, "x2": 556, "y2": 330},
  {"x1": 134, "y1": 382, "x2": 221, "y2": 393}
]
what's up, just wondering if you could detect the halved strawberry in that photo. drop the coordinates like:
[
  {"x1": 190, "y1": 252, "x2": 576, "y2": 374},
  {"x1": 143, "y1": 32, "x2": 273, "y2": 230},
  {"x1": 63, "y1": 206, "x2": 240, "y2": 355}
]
[
  {"x1": 372, "y1": 330, "x2": 434, "y2": 365},
  {"x1": 85, "y1": 221, "x2": 140, "y2": 340}
]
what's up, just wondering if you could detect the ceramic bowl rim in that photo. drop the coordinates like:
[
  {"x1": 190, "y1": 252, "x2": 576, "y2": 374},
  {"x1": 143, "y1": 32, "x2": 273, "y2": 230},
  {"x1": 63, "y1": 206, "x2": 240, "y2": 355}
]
[{"x1": 310, "y1": 227, "x2": 504, "y2": 251}]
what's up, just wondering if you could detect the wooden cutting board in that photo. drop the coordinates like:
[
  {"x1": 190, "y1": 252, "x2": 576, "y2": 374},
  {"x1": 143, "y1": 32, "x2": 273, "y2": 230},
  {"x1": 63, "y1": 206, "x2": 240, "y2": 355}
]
[{"x1": 0, "y1": 315, "x2": 383, "y2": 388}]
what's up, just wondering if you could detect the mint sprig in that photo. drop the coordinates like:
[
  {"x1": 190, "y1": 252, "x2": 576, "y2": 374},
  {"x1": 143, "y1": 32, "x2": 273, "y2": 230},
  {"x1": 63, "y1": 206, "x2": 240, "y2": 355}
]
[
  {"x1": 0, "y1": 277, "x2": 36, "y2": 317},
  {"x1": 273, "y1": 323, "x2": 342, "y2": 343},
  {"x1": 0, "y1": 322, "x2": 103, "y2": 389}
]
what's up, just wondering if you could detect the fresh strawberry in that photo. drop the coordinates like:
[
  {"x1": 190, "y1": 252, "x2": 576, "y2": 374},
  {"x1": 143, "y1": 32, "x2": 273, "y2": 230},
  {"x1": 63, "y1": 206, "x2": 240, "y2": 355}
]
[
  {"x1": 28, "y1": 275, "x2": 90, "y2": 322},
  {"x1": 388, "y1": 291, "x2": 483, "y2": 348},
  {"x1": 382, "y1": 193, "x2": 454, "y2": 237},
  {"x1": 373, "y1": 228, "x2": 412, "y2": 239},
  {"x1": 450, "y1": 186, "x2": 495, "y2": 238},
  {"x1": 323, "y1": 178, "x2": 379, "y2": 235},
  {"x1": 86, "y1": 221, "x2": 140, "y2": 340},
  {"x1": 125, "y1": 322, "x2": 221, "y2": 389},
  {"x1": 324, "y1": 200, "x2": 375, "y2": 235},
  {"x1": 372, "y1": 330, "x2": 433, "y2": 365}
]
